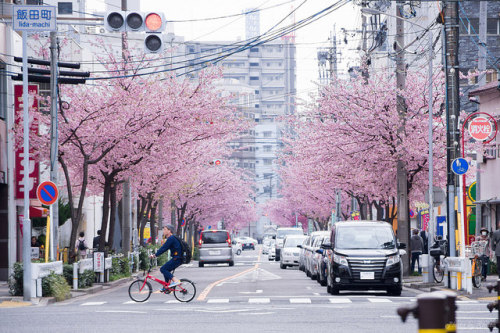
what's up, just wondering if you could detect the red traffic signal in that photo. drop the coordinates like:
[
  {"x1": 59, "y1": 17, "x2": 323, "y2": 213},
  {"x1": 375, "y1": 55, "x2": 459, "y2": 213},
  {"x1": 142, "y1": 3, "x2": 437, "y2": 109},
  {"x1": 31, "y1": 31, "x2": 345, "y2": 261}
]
[{"x1": 209, "y1": 159, "x2": 222, "y2": 166}]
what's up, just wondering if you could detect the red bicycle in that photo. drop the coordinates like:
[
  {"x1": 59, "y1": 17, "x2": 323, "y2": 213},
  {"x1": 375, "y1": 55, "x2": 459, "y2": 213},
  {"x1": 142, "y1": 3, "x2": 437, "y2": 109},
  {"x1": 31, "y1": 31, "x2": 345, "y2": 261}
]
[{"x1": 128, "y1": 259, "x2": 196, "y2": 303}]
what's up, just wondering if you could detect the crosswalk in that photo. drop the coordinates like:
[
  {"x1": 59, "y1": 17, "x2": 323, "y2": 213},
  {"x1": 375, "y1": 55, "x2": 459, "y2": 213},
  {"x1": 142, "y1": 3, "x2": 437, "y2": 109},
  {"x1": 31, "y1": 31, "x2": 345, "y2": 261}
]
[{"x1": 79, "y1": 298, "x2": 485, "y2": 306}]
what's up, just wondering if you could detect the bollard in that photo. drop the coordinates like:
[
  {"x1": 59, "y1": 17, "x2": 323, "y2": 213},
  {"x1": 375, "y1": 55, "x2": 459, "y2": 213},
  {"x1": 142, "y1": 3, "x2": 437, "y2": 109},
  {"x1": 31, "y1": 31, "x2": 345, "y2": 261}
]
[
  {"x1": 437, "y1": 290, "x2": 457, "y2": 333},
  {"x1": 486, "y1": 278, "x2": 500, "y2": 332},
  {"x1": 73, "y1": 262, "x2": 78, "y2": 290},
  {"x1": 397, "y1": 292, "x2": 448, "y2": 333}
]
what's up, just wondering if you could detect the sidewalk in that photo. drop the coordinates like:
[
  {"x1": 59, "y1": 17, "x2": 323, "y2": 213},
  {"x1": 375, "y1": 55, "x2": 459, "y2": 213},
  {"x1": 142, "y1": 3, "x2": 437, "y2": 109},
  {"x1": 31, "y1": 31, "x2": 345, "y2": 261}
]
[
  {"x1": 403, "y1": 273, "x2": 499, "y2": 300},
  {"x1": 0, "y1": 275, "x2": 136, "y2": 307}
]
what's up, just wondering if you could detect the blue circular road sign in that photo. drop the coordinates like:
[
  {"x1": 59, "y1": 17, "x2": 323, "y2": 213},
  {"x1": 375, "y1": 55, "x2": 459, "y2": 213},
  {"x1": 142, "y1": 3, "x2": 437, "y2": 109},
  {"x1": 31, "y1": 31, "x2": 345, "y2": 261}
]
[
  {"x1": 36, "y1": 181, "x2": 58, "y2": 205},
  {"x1": 451, "y1": 158, "x2": 469, "y2": 175}
]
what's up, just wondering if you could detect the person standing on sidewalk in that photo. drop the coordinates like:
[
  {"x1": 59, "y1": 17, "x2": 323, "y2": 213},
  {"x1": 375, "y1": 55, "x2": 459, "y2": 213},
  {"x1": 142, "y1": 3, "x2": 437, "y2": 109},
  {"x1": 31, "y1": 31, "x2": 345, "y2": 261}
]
[
  {"x1": 475, "y1": 228, "x2": 491, "y2": 281},
  {"x1": 410, "y1": 229, "x2": 424, "y2": 275},
  {"x1": 491, "y1": 223, "x2": 500, "y2": 278}
]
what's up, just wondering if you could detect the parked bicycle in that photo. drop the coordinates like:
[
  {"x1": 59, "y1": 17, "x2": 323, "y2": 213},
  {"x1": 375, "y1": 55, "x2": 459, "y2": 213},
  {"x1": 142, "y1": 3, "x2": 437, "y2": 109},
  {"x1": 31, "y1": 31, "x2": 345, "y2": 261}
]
[
  {"x1": 430, "y1": 238, "x2": 448, "y2": 283},
  {"x1": 466, "y1": 240, "x2": 488, "y2": 288},
  {"x1": 128, "y1": 259, "x2": 196, "y2": 302}
]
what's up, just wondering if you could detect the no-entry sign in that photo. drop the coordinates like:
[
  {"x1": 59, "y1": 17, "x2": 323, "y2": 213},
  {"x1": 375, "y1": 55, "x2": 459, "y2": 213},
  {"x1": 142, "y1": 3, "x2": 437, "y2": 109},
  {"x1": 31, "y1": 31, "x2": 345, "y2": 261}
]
[
  {"x1": 36, "y1": 181, "x2": 58, "y2": 205},
  {"x1": 468, "y1": 117, "x2": 493, "y2": 141}
]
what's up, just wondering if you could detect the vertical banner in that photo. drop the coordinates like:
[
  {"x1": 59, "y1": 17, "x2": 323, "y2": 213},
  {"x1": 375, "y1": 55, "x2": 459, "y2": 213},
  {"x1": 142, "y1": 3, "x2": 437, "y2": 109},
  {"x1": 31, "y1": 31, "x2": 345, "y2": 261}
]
[{"x1": 14, "y1": 84, "x2": 39, "y2": 199}]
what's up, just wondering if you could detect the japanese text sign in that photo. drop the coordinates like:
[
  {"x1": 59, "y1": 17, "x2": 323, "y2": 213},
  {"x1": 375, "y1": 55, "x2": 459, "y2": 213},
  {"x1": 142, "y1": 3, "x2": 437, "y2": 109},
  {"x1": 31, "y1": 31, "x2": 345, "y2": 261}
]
[{"x1": 13, "y1": 5, "x2": 56, "y2": 32}]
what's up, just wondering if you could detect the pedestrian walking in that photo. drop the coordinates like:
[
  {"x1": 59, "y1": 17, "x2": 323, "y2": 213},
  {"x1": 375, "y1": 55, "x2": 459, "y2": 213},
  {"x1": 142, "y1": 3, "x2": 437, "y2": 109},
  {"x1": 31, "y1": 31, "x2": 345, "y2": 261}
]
[
  {"x1": 75, "y1": 231, "x2": 88, "y2": 260},
  {"x1": 410, "y1": 229, "x2": 424, "y2": 274},
  {"x1": 475, "y1": 227, "x2": 491, "y2": 281},
  {"x1": 420, "y1": 228, "x2": 429, "y2": 254}
]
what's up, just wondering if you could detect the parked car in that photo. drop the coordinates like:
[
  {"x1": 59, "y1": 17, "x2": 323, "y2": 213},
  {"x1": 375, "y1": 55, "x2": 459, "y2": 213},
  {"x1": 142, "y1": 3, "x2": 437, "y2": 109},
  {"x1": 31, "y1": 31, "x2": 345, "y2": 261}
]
[
  {"x1": 298, "y1": 235, "x2": 311, "y2": 272},
  {"x1": 307, "y1": 232, "x2": 329, "y2": 280},
  {"x1": 303, "y1": 231, "x2": 329, "y2": 278},
  {"x1": 274, "y1": 227, "x2": 304, "y2": 261},
  {"x1": 280, "y1": 235, "x2": 307, "y2": 269},
  {"x1": 314, "y1": 235, "x2": 331, "y2": 286},
  {"x1": 236, "y1": 237, "x2": 257, "y2": 250},
  {"x1": 323, "y1": 221, "x2": 406, "y2": 296},
  {"x1": 198, "y1": 230, "x2": 234, "y2": 267}
]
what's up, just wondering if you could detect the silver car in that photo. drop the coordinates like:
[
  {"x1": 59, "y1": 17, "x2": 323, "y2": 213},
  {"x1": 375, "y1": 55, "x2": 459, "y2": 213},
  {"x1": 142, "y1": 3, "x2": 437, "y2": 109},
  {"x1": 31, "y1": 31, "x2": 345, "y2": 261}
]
[
  {"x1": 198, "y1": 230, "x2": 234, "y2": 267},
  {"x1": 280, "y1": 235, "x2": 307, "y2": 269}
]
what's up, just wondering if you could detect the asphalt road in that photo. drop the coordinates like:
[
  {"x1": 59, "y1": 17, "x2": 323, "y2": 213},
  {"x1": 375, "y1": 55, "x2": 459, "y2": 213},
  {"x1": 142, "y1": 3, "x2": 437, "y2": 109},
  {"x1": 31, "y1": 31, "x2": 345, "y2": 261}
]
[{"x1": 0, "y1": 247, "x2": 495, "y2": 333}]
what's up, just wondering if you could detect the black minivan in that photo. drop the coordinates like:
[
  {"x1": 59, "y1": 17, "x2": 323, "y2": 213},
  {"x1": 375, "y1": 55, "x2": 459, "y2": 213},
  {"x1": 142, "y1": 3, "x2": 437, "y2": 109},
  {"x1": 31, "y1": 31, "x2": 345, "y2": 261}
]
[{"x1": 322, "y1": 221, "x2": 406, "y2": 296}]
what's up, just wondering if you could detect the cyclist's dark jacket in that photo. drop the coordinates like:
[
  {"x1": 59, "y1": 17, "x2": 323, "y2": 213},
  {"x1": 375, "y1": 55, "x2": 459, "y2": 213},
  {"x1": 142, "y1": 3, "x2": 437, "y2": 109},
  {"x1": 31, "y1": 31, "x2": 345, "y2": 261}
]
[{"x1": 155, "y1": 235, "x2": 182, "y2": 259}]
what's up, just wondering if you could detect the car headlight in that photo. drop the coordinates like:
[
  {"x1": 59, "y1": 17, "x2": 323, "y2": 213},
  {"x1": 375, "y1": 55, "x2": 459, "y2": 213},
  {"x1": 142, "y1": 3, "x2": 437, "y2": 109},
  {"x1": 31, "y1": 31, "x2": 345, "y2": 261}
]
[
  {"x1": 333, "y1": 254, "x2": 348, "y2": 266},
  {"x1": 386, "y1": 255, "x2": 400, "y2": 267}
]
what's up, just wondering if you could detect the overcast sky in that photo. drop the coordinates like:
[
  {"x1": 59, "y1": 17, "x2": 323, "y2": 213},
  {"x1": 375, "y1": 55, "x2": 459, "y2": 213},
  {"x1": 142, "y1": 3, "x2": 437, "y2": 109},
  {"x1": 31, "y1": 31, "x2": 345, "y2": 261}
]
[{"x1": 99, "y1": 0, "x2": 361, "y2": 105}]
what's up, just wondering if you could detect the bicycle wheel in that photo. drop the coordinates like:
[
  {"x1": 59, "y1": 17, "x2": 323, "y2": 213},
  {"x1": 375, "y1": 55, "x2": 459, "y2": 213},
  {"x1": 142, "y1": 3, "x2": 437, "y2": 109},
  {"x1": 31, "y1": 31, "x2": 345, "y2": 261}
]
[
  {"x1": 128, "y1": 279, "x2": 152, "y2": 302},
  {"x1": 433, "y1": 262, "x2": 444, "y2": 283},
  {"x1": 472, "y1": 258, "x2": 482, "y2": 288},
  {"x1": 173, "y1": 278, "x2": 196, "y2": 302}
]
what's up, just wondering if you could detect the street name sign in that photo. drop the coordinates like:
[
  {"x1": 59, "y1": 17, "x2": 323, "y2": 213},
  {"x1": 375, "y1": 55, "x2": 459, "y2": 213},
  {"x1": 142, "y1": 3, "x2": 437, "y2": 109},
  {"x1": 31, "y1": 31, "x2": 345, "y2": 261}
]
[
  {"x1": 13, "y1": 5, "x2": 56, "y2": 32},
  {"x1": 468, "y1": 117, "x2": 492, "y2": 141},
  {"x1": 36, "y1": 181, "x2": 58, "y2": 205},
  {"x1": 451, "y1": 158, "x2": 469, "y2": 175}
]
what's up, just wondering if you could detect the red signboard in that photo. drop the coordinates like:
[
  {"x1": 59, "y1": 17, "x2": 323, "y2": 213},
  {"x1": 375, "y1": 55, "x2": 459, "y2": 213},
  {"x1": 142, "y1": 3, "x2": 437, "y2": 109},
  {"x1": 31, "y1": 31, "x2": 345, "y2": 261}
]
[
  {"x1": 14, "y1": 85, "x2": 40, "y2": 199},
  {"x1": 468, "y1": 117, "x2": 493, "y2": 141}
]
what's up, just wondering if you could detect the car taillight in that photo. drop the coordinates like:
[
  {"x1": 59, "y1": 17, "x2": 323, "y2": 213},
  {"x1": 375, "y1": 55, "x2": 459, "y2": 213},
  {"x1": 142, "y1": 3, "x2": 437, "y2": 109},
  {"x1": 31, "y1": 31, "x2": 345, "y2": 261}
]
[{"x1": 199, "y1": 236, "x2": 203, "y2": 246}]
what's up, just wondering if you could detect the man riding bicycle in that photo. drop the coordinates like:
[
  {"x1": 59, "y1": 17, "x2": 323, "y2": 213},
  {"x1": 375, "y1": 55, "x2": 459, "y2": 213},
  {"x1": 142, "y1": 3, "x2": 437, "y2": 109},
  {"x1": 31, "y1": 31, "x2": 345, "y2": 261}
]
[{"x1": 150, "y1": 224, "x2": 182, "y2": 292}]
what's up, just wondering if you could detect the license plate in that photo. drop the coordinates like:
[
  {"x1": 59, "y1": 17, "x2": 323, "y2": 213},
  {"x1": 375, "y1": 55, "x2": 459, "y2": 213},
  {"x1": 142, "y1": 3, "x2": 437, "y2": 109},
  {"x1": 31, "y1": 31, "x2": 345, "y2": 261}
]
[
  {"x1": 360, "y1": 272, "x2": 374, "y2": 280},
  {"x1": 209, "y1": 250, "x2": 221, "y2": 255}
]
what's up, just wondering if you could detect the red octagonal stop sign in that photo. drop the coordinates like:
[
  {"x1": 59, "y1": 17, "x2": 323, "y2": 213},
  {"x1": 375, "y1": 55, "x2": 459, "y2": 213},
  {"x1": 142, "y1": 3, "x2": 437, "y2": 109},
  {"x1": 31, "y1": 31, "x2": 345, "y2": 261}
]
[{"x1": 468, "y1": 117, "x2": 492, "y2": 141}]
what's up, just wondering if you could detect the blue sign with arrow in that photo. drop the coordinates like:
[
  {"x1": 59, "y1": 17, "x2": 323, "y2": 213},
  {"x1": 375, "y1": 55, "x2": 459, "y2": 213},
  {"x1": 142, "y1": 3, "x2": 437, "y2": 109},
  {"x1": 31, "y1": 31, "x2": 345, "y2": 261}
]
[{"x1": 451, "y1": 158, "x2": 469, "y2": 175}]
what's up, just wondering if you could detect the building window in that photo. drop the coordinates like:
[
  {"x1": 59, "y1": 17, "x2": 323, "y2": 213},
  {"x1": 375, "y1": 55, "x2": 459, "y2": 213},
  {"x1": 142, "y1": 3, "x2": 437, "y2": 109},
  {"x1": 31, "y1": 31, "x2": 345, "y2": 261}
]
[
  {"x1": 58, "y1": 2, "x2": 72, "y2": 14},
  {"x1": 263, "y1": 159, "x2": 272, "y2": 165},
  {"x1": 250, "y1": 48, "x2": 259, "y2": 52},
  {"x1": 255, "y1": 90, "x2": 259, "y2": 94},
  {"x1": 250, "y1": 62, "x2": 259, "y2": 67},
  {"x1": 264, "y1": 145, "x2": 272, "y2": 152},
  {"x1": 487, "y1": 18, "x2": 499, "y2": 35},
  {"x1": 188, "y1": 46, "x2": 195, "y2": 53},
  {"x1": 250, "y1": 76, "x2": 259, "y2": 81},
  {"x1": 263, "y1": 131, "x2": 272, "y2": 138}
]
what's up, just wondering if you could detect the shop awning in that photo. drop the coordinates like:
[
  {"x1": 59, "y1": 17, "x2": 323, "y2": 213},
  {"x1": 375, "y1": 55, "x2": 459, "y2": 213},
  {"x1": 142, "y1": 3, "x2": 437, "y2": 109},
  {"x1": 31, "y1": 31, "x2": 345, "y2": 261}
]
[
  {"x1": 30, "y1": 206, "x2": 48, "y2": 218},
  {"x1": 474, "y1": 198, "x2": 500, "y2": 205}
]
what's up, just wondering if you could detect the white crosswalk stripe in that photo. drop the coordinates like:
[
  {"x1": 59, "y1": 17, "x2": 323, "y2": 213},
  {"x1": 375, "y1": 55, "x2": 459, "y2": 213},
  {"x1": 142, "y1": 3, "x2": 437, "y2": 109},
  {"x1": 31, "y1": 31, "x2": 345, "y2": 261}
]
[
  {"x1": 290, "y1": 298, "x2": 311, "y2": 304},
  {"x1": 81, "y1": 301, "x2": 106, "y2": 306},
  {"x1": 368, "y1": 298, "x2": 392, "y2": 303},
  {"x1": 329, "y1": 298, "x2": 352, "y2": 303},
  {"x1": 207, "y1": 299, "x2": 230, "y2": 303},
  {"x1": 248, "y1": 298, "x2": 270, "y2": 304}
]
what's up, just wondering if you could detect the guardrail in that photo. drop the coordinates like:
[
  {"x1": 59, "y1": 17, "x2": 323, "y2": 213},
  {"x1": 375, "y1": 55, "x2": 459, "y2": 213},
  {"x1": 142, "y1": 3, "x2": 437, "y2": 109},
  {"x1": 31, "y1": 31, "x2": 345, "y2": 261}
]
[{"x1": 31, "y1": 261, "x2": 63, "y2": 297}]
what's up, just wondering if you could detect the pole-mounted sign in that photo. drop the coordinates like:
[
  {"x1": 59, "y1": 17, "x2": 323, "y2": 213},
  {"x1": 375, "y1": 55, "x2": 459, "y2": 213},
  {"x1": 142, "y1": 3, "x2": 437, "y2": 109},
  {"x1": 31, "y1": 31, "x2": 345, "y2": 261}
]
[
  {"x1": 468, "y1": 117, "x2": 493, "y2": 141},
  {"x1": 13, "y1": 5, "x2": 56, "y2": 32},
  {"x1": 36, "y1": 181, "x2": 58, "y2": 206}
]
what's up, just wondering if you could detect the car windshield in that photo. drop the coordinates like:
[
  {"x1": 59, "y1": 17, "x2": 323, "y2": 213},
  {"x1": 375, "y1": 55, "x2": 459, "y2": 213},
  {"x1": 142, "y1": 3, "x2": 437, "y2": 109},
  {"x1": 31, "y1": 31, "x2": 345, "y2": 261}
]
[
  {"x1": 277, "y1": 229, "x2": 303, "y2": 239},
  {"x1": 202, "y1": 231, "x2": 228, "y2": 244},
  {"x1": 284, "y1": 237, "x2": 305, "y2": 248},
  {"x1": 336, "y1": 226, "x2": 396, "y2": 250}
]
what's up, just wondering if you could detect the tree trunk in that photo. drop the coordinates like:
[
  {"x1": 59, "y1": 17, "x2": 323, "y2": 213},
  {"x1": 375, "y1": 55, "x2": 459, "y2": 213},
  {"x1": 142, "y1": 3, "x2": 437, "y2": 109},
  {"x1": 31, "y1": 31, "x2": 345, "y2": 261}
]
[
  {"x1": 99, "y1": 175, "x2": 112, "y2": 252},
  {"x1": 108, "y1": 181, "x2": 117, "y2": 251},
  {"x1": 176, "y1": 202, "x2": 187, "y2": 236},
  {"x1": 150, "y1": 201, "x2": 158, "y2": 245},
  {"x1": 139, "y1": 194, "x2": 153, "y2": 246}
]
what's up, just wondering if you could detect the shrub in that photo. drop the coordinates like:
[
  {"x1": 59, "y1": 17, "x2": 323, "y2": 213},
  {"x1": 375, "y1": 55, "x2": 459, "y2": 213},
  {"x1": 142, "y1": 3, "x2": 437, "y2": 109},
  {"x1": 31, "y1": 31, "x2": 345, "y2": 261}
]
[
  {"x1": 42, "y1": 272, "x2": 71, "y2": 301},
  {"x1": 109, "y1": 257, "x2": 131, "y2": 281},
  {"x1": 78, "y1": 269, "x2": 96, "y2": 288},
  {"x1": 139, "y1": 247, "x2": 149, "y2": 271},
  {"x1": 8, "y1": 262, "x2": 23, "y2": 296},
  {"x1": 63, "y1": 264, "x2": 73, "y2": 286}
]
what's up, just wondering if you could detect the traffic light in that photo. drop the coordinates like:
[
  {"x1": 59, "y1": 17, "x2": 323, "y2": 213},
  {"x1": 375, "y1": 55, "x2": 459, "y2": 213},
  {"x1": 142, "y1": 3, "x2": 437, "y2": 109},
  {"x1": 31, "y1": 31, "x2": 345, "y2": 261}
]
[
  {"x1": 209, "y1": 159, "x2": 222, "y2": 166},
  {"x1": 104, "y1": 11, "x2": 166, "y2": 53}
]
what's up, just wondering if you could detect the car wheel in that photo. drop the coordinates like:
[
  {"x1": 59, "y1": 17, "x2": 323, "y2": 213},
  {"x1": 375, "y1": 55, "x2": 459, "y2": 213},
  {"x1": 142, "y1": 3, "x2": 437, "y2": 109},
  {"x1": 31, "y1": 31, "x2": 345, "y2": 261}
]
[
  {"x1": 306, "y1": 270, "x2": 311, "y2": 278},
  {"x1": 229, "y1": 261, "x2": 234, "y2": 267},
  {"x1": 387, "y1": 286, "x2": 402, "y2": 296},
  {"x1": 331, "y1": 286, "x2": 340, "y2": 295},
  {"x1": 252, "y1": 246, "x2": 255, "y2": 250},
  {"x1": 280, "y1": 263, "x2": 286, "y2": 269},
  {"x1": 198, "y1": 262, "x2": 204, "y2": 268},
  {"x1": 236, "y1": 249, "x2": 242, "y2": 255}
]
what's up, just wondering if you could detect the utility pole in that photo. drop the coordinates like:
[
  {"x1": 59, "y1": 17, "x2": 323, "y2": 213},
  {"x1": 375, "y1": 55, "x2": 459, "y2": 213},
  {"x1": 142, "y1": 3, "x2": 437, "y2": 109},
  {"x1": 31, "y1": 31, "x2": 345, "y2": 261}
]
[
  {"x1": 443, "y1": 0, "x2": 460, "y2": 257},
  {"x1": 49, "y1": 31, "x2": 59, "y2": 261},
  {"x1": 395, "y1": 0, "x2": 410, "y2": 275}
]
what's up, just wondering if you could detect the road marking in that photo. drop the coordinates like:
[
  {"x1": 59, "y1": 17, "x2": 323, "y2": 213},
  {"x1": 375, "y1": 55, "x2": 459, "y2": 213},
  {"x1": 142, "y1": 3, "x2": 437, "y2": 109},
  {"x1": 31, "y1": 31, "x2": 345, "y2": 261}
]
[
  {"x1": 124, "y1": 300, "x2": 142, "y2": 304},
  {"x1": 368, "y1": 298, "x2": 392, "y2": 303},
  {"x1": 240, "y1": 290, "x2": 263, "y2": 294},
  {"x1": 239, "y1": 312, "x2": 275, "y2": 315},
  {"x1": 207, "y1": 299, "x2": 230, "y2": 303},
  {"x1": 99, "y1": 310, "x2": 147, "y2": 314},
  {"x1": 197, "y1": 253, "x2": 262, "y2": 301},
  {"x1": 290, "y1": 298, "x2": 311, "y2": 304},
  {"x1": 165, "y1": 300, "x2": 178, "y2": 304},
  {"x1": 81, "y1": 301, "x2": 106, "y2": 306},
  {"x1": 248, "y1": 298, "x2": 270, "y2": 304},
  {"x1": 329, "y1": 298, "x2": 352, "y2": 304}
]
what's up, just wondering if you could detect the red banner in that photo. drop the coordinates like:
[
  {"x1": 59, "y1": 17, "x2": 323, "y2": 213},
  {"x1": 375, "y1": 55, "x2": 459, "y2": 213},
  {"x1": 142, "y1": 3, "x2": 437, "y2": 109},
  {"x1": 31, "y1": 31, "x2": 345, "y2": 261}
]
[{"x1": 14, "y1": 85, "x2": 40, "y2": 199}]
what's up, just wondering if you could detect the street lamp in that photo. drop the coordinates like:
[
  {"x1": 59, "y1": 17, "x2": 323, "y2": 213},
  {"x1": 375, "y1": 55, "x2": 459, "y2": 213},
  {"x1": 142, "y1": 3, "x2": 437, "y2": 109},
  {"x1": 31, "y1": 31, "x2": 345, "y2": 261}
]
[{"x1": 362, "y1": 7, "x2": 435, "y2": 281}]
